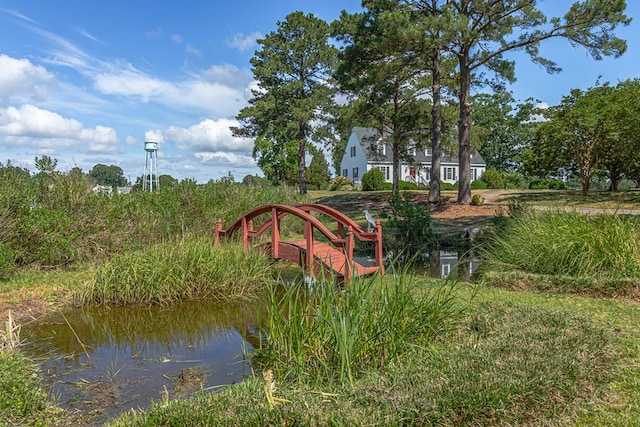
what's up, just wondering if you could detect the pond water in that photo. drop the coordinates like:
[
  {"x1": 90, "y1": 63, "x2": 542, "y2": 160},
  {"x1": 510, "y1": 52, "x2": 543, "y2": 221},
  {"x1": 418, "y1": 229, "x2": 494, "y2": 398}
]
[
  {"x1": 20, "y1": 251, "x2": 480, "y2": 423},
  {"x1": 21, "y1": 299, "x2": 262, "y2": 424}
]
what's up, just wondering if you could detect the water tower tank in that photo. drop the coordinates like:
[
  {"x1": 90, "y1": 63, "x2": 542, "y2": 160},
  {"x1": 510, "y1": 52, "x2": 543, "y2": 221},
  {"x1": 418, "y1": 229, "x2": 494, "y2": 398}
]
[{"x1": 144, "y1": 141, "x2": 158, "y2": 152}]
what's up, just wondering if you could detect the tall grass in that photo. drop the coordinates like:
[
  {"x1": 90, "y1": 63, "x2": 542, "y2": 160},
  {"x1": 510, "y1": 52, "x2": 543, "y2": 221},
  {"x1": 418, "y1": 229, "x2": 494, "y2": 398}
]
[
  {"x1": 256, "y1": 274, "x2": 465, "y2": 387},
  {"x1": 0, "y1": 167, "x2": 305, "y2": 278},
  {"x1": 78, "y1": 239, "x2": 274, "y2": 305},
  {"x1": 482, "y1": 209, "x2": 640, "y2": 279}
]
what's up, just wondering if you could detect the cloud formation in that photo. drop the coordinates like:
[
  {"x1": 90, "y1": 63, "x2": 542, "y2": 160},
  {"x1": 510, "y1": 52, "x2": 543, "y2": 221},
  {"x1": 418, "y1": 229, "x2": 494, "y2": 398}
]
[
  {"x1": 163, "y1": 118, "x2": 252, "y2": 152},
  {"x1": 227, "y1": 32, "x2": 261, "y2": 51},
  {"x1": 0, "y1": 54, "x2": 55, "y2": 103}
]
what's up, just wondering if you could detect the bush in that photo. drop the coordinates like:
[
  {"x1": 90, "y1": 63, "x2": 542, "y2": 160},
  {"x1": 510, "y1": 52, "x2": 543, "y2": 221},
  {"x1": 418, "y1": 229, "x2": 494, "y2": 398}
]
[
  {"x1": 361, "y1": 168, "x2": 385, "y2": 191},
  {"x1": 503, "y1": 172, "x2": 528, "y2": 189},
  {"x1": 481, "y1": 168, "x2": 505, "y2": 189},
  {"x1": 470, "y1": 180, "x2": 487, "y2": 190},
  {"x1": 471, "y1": 194, "x2": 484, "y2": 206},
  {"x1": 383, "y1": 180, "x2": 420, "y2": 191},
  {"x1": 529, "y1": 180, "x2": 549, "y2": 190},
  {"x1": 386, "y1": 193, "x2": 435, "y2": 254},
  {"x1": 440, "y1": 182, "x2": 455, "y2": 191},
  {"x1": 548, "y1": 179, "x2": 568, "y2": 190},
  {"x1": 329, "y1": 176, "x2": 355, "y2": 191}
]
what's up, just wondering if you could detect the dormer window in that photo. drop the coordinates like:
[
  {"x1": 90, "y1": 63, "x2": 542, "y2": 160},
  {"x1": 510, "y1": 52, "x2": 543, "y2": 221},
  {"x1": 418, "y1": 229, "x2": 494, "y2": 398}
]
[
  {"x1": 425, "y1": 147, "x2": 432, "y2": 156},
  {"x1": 377, "y1": 143, "x2": 386, "y2": 156}
]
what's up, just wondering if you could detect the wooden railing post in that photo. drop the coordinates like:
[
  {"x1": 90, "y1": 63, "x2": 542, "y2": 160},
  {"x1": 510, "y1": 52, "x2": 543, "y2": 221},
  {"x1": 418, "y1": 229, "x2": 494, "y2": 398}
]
[
  {"x1": 345, "y1": 226, "x2": 354, "y2": 283},
  {"x1": 271, "y1": 207, "x2": 279, "y2": 259},
  {"x1": 214, "y1": 219, "x2": 223, "y2": 245},
  {"x1": 241, "y1": 217, "x2": 249, "y2": 249},
  {"x1": 375, "y1": 219, "x2": 384, "y2": 274},
  {"x1": 304, "y1": 220, "x2": 314, "y2": 277}
]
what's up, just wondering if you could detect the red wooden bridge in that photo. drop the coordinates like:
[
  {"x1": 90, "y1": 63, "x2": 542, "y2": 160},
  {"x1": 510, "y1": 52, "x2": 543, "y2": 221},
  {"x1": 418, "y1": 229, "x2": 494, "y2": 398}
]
[{"x1": 214, "y1": 204, "x2": 384, "y2": 283}]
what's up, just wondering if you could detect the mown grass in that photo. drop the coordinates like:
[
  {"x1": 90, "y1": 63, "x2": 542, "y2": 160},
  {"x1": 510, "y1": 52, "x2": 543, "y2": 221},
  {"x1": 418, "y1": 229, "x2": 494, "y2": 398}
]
[{"x1": 78, "y1": 239, "x2": 274, "y2": 305}]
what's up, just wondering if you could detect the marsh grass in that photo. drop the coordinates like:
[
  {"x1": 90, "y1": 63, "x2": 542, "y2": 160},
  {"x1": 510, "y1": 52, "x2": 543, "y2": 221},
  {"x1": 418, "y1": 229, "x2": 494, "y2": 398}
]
[
  {"x1": 256, "y1": 274, "x2": 465, "y2": 387},
  {"x1": 78, "y1": 239, "x2": 274, "y2": 305},
  {"x1": 482, "y1": 209, "x2": 640, "y2": 279}
]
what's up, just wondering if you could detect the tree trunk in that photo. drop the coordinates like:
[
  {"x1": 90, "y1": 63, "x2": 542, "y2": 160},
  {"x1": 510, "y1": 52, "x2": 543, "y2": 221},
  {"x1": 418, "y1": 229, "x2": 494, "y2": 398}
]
[
  {"x1": 298, "y1": 124, "x2": 307, "y2": 195},
  {"x1": 457, "y1": 56, "x2": 472, "y2": 204},
  {"x1": 428, "y1": 47, "x2": 442, "y2": 203},
  {"x1": 580, "y1": 170, "x2": 590, "y2": 196},
  {"x1": 392, "y1": 140, "x2": 400, "y2": 196}
]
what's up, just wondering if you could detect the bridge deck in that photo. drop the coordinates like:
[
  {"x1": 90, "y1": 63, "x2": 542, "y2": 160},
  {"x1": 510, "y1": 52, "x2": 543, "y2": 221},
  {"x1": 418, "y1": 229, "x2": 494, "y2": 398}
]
[{"x1": 278, "y1": 239, "x2": 380, "y2": 278}]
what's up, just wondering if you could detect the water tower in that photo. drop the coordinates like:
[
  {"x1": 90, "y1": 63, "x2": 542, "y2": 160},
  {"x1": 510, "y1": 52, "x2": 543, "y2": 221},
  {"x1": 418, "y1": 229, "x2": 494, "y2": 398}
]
[{"x1": 143, "y1": 141, "x2": 160, "y2": 192}]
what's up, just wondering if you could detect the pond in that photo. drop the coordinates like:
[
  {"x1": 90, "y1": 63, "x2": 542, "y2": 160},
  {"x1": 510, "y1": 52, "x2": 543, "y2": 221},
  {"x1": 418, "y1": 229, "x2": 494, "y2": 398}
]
[
  {"x1": 21, "y1": 299, "x2": 262, "y2": 424},
  {"x1": 20, "y1": 251, "x2": 480, "y2": 423}
]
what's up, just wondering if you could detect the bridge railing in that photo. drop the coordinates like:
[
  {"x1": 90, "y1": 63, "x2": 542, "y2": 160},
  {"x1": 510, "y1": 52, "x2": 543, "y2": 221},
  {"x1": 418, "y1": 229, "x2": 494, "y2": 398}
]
[{"x1": 214, "y1": 204, "x2": 384, "y2": 282}]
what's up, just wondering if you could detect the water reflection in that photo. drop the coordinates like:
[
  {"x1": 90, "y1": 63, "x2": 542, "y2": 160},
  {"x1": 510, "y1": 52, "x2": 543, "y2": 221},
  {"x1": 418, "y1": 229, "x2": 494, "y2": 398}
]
[{"x1": 21, "y1": 299, "x2": 262, "y2": 423}]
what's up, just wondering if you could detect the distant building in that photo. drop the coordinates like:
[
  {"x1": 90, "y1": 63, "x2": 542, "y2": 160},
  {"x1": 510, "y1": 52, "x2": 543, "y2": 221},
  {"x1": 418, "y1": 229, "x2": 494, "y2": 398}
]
[{"x1": 339, "y1": 127, "x2": 487, "y2": 187}]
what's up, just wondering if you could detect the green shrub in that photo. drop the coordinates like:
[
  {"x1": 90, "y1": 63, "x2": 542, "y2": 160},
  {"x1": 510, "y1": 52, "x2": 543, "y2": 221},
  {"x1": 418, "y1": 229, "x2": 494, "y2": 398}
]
[
  {"x1": 385, "y1": 193, "x2": 435, "y2": 253},
  {"x1": 548, "y1": 179, "x2": 568, "y2": 190},
  {"x1": 329, "y1": 176, "x2": 355, "y2": 191},
  {"x1": 481, "y1": 167, "x2": 505, "y2": 189},
  {"x1": 440, "y1": 182, "x2": 455, "y2": 191},
  {"x1": 529, "y1": 180, "x2": 549, "y2": 190},
  {"x1": 383, "y1": 180, "x2": 420, "y2": 191},
  {"x1": 361, "y1": 168, "x2": 385, "y2": 191},
  {"x1": 470, "y1": 180, "x2": 487, "y2": 190},
  {"x1": 503, "y1": 172, "x2": 528, "y2": 189},
  {"x1": 471, "y1": 194, "x2": 484, "y2": 206}
]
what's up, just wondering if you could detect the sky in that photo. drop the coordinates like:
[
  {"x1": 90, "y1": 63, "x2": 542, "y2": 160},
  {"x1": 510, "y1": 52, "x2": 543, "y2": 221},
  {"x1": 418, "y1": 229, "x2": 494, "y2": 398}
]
[{"x1": 0, "y1": 1, "x2": 638, "y2": 183}]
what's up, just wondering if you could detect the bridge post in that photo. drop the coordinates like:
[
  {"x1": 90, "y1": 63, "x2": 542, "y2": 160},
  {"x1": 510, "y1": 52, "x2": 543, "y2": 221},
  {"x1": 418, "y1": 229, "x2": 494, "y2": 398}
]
[
  {"x1": 241, "y1": 217, "x2": 249, "y2": 249},
  {"x1": 304, "y1": 221, "x2": 314, "y2": 277},
  {"x1": 345, "y1": 226, "x2": 354, "y2": 283},
  {"x1": 375, "y1": 220, "x2": 384, "y2": 274},
  {"x1": 271, "y1": 207, "x2": 279, "y2": 259},
  {"x1": 214, "y1": 219, "x2": 223, "y2": 245}
]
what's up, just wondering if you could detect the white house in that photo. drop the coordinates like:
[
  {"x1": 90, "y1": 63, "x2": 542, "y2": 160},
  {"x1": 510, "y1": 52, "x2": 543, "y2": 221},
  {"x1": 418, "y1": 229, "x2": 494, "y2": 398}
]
[{"x1": 339, "y1": 127, "x2": 487, "y2": 186}]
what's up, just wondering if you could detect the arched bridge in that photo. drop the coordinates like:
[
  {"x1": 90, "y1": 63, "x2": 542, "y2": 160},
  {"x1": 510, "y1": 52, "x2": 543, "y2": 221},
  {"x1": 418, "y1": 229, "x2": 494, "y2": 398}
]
[{"x1": 214, "y1": 204, "x2": 384, "y2": 283}]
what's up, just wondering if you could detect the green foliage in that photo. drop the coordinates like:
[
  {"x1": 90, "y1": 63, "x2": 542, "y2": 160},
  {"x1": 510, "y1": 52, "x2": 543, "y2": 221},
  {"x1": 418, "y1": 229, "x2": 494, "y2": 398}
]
[
  {"x1": 80, "y1": 240, "x2": 273, "y2": 305},
  {"x1": 0, "y1": 164, "x2": 305, "y2": 279},
  {"x1": 481, "y1": 167, "x2": 505, "y2": 189},
  {"x1": 529, "y1": 180, "x2": 549, "y2": 190},
  {"x1": 470, "y1": 179, "x2": 487, "y2": 190},
  {"x1": 233, "y1": 12, "x2": 337, "y2": 194},
  {"x1": 0, "y1": 352, "x2": 49, "y2": 422},
  {"x1": 503, "y1": 171, "x2": 528, "y2": 189},
  {"x1": 329, "y1": 176, "x2": 354, "y2": 191},
  {"x1": 386, "y1": 193, "x2": 435, "y2": 254},
  {"x1": 361, "y1": 168, "x2": 385, "y2": 191},
  {"x1": 306, "y1": 151, "x2": 331, "y2": 190},
  {"x1": 440, "y1": 181, "x2": 455, "y2": 191},
  {"x1": 482, "y1": 210, "x2": 640, "y2": 279},
  {"x1": 89, "y1": 164, "x2": 128, "y2": 187},
  {"x1": 471, "y1": 194, "x2": 484, "y2": 206},
  {"x1": 256, "y1": 276, "x2": 464, "y2": 387},
  {"x1": 383, "y1": 180, "x2": 420, "y2": 191}
]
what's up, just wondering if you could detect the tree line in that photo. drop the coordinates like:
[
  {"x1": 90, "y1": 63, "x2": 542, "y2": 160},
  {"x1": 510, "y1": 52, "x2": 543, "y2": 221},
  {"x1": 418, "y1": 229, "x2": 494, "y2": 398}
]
[{"x1": 232, "y1": 0, "x2": 630, "y2": 202}]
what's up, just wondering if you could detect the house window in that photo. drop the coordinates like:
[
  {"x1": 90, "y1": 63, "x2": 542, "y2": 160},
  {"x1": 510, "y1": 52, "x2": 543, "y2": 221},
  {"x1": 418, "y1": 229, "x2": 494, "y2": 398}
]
[
  {"x1": 445, "y1": 167, "x2": 453, "y2": 181},
  {"x1": 425, "y1": 148, "x2": 432, "y2": 156},
  {"x1": 353, "y1": 167, "x2": 359, "y2": 179},
  {"x1": 377, "y1": 143, "x2": 386, "y2": 156},
  {"x1": 342, "y1": 169, "x2": 348, "y2": 177},
  {"x1": 471, "y1": 168, "x2": 478, "y2": 181},
  {"x1": 377, "y1": 166, "x2": 390, "y2": 180},
  {"x1": 408, "y1": 146, "x2": 416, "y2": 156},
  {"x1": 441, "y1": 263, "x2": 451, "y2": 278},
  {"x1": 350, "y1": 146, "x2": 356, "y2": 157}
]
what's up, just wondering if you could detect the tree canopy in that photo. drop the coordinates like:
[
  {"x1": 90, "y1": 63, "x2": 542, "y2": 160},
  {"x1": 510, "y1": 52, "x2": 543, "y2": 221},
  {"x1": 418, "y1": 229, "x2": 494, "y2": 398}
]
[
  {"x1": 89, "y1": 164, "x2": 128, "y2": 187},
  {"x1": 232, "y1": 12, "x2": 337, "y2": 195}
]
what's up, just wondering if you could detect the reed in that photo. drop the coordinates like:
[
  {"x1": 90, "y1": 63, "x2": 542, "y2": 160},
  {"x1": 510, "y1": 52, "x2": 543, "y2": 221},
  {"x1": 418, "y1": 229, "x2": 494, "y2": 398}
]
[
  {"x1": 78, "y1": 239, "x2": 274, "y2": 305},
  {"x1": 256, "y1": 273, "x2": 465, "y2": 387},
  {"x1": 482, "y1": 209, "x2": 640, "y2": 279}
]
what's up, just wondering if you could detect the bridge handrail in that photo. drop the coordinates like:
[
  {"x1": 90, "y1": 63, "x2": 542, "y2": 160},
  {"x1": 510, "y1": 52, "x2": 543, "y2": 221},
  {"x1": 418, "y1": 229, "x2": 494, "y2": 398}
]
[
  {"x1": 217, "y1": 204, "x2": 343, "y2": 246},
  {"x1": 294, "y1": 203, "x2": 380, "y2": 241}
]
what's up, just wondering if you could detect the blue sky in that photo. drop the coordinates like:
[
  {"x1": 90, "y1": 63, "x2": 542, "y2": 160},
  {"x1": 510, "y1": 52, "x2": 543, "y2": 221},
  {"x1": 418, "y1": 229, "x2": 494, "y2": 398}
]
[{"x1": 0, "y1": 1, "x2": 638, "y2": 183}]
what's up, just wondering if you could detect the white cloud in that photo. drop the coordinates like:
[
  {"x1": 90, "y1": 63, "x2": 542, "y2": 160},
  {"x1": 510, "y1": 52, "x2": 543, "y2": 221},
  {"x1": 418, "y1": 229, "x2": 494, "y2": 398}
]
[
  {"x1": 186, "y1": 44, "x2": 202, "y2": 58},
  {"x1": 0, "y1": 104, "x2": 118, "y2": 148},
  {"x1": 193, "y1": 151, "x2": 256, "y2": 167},
  {"x1": 0, "y1": 54, "x2": 55, "y2": 102},
  {"x1": 164, "y1": 118, "x2": 252, "y2": 152},
  {"x1": 144, "y1": 129, "x2": 164, "y2": 143},
  {"x1": 171, "y1": 34, "x2": 183, "y2": 44},
  {"x1": 227, "y1": 32, "x2": 261, "y2": 51}
]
